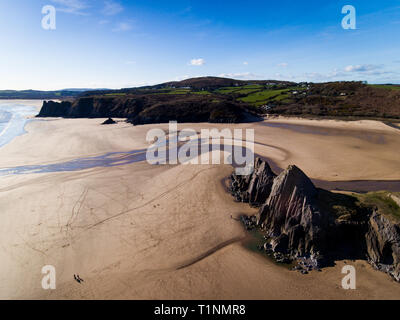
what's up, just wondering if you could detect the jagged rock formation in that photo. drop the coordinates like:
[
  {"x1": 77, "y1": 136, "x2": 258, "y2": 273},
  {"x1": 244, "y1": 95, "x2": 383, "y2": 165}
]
[
  {"x1": 230, "y1": 157, "x2": 276, "y2": 206},
  {"x1": 257, "y1": 165, "x2": 330, "y2": 266},
  {"x1": 230, "y1": 158, "x2": 400, "y2": 281}
]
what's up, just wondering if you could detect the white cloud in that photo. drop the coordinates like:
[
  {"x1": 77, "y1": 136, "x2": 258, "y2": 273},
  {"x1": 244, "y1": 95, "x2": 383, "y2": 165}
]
[
  {"x1": 277, "y1": 62, "x2": 288, "y2": 67},
  {"x1": 102, "y1": 1, "x2": 123, "y2": 15},
  {"x1": 189, "y1": 58, "x2": 205, "y2": 66},
  {"x1": 218, "y1": 72, "x2": 258, "y2": 79},
  {"x1": 344, "y1": 64, "x2": 381, "y2": 72},
  {"x1": 112, "y1": 22, "x2": 132, "y2": 32},
  {"x1": 243, "y1": 61, "x2": 249, "y2": 65},
  {"x1": 50, "y1": 0, "x2": 89, "y2": 15},
  {"x1": 300, "y1": 70, "x2": 348, "y2": 81}
]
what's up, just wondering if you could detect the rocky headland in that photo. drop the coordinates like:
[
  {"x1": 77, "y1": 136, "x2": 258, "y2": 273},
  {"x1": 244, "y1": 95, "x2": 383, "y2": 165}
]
[
  {"x1": 230, "y1": 158, "x2": 400, "y2": 281},
  {"x1": 37, "y1": 94, "x2": 261, "y2": 125}
]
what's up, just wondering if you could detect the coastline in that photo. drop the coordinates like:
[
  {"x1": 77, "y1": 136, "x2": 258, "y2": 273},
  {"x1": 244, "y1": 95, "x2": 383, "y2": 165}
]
[{"x1": 0, "y1": 100, "x2": 44, "y2": 149}]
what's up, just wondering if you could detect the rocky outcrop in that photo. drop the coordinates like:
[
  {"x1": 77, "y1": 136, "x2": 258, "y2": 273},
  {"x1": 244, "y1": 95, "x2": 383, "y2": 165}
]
[
  {"x1": 230, "y1": 157, "x2": 276, "y2": 207},
  {"x1": 37, "y1": 97, "x2": 144, "y2": 118},
  {"x1": 38, "y1": 101, "x2": 72, "y2": 117},
  {"x1": 101, "y1": 118, "x2": 116, "y2": 125},
  {"x1": 231, "y1": 158, "x2": 400, "y2": 281},
  {"x1": 257, "y1": 165, "x2": 331, "y2": 266},
  {"x1": 366, "y1": 212, "x2": 400, "y2": 281}
]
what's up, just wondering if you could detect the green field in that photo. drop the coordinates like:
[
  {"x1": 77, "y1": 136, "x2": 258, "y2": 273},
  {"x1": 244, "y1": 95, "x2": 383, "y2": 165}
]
[
  {"x1": 215, "y1": 84, "x2": 263, "y2": 95},
  {"x1": 105, "y1": 93, "x2": 127, "y2": 96},
  {"x1": 369, "y1": 84, "x2": 400, "y2": 90},
  {"x1": 114, "y1": 84, "x2": 305, "y2": 105},
  {"x1": 167, "y1": 89, "x2": 191, "y2": 94},
  {"x1": 150, "y1": 88, "x2": 211, "y2": 95},
  {"x1": 238, "y1": 89, "x2": 292, "y2": 105}
]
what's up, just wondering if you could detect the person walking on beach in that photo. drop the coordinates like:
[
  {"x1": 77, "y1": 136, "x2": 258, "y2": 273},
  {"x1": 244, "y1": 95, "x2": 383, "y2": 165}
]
[{"x1": 74, "y1": 274, "x2": 81, "y2": 283}]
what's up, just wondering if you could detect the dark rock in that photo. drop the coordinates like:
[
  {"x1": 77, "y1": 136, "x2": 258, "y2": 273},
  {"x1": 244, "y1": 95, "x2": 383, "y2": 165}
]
[
  {"x1": 37, "y1": 100, "x2": 72, "y2": 117},
  {"x1": 365, "y1": 211, "x2": 400, "y2": 281},
  {"x1": 257, "y1": 165, "x2": 330, "y2": 265},
  {"x1": 240, "y1": 215, "x2": 257, "y2": 230},
  {"x1": 271, "y1": 234, "x2": 289, "y2": 254},
  {"x1": 101, "y1": 118, "x2": 116, "y2": 125},
  {"x1": 230, "y1": 157, "x2": 276, "y2": 206},
  {"x1": 263, "y1": 242, "x2": 272, "y2": 251}
]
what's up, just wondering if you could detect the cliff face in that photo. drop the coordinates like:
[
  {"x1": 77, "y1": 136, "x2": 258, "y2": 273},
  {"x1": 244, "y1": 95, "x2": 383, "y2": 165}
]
[
  {"x1": 366, "y1": 212, "x2": 400, "y2": 281},
  {"x1": 230, "y1": 158, "x2": 400, "y2": 280},
  {"x1": 38, "y1": 97, "x2": 144, "y2": 118},
  {"x1": 38, "y1": 101, "x2": 73, "y2": 117},
  {"x1": 37, "y1": 95, "x2": 259, "y2": 124}
]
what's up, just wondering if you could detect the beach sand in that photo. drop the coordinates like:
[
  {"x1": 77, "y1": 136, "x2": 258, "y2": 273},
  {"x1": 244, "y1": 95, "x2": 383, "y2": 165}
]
[{"x1": 0, "y1": 116, "x2": 400, "y2": 299}]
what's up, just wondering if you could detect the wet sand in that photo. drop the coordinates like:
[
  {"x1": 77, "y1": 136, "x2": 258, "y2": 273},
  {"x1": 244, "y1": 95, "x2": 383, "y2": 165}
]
[{"x1": 0, "y1": 115, "x2": 400, "y2": 299}]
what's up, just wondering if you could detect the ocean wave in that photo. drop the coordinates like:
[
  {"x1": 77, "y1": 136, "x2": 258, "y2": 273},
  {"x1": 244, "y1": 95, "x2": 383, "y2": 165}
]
[{"x1": 0, "y1": 102, "x2": 38, "y2": 148}]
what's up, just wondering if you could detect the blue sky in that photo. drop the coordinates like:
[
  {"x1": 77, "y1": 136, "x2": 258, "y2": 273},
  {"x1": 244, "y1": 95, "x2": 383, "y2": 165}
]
[{"x1": 0, "y1": 0, "x2": 400, "y2": 90}]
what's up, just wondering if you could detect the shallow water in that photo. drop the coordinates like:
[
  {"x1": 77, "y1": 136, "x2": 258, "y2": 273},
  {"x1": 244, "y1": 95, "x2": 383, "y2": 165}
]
[
  {"x1": 0, "y1": 149, "x2": 148, "y2": 176},
  {"x1": 255, "y1": 154, "x2": 400, "y2": 193},
  {"x1": 0, "y1": 101, "x2": 38, "y2": 148},
  {"x1": 0, "y1": 140, "x2": 252, "y2": 177}
]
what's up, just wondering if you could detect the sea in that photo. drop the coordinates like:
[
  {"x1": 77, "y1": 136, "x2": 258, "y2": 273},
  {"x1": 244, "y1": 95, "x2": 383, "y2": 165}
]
[{"x1": 0, "y1": 101, "x2": 39, "y2": 148}]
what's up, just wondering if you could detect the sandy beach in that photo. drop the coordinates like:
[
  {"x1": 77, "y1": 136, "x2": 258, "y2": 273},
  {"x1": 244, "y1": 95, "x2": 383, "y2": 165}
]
[{"x1": 1, "y1": 113, "x2": 400, "y2": 299}]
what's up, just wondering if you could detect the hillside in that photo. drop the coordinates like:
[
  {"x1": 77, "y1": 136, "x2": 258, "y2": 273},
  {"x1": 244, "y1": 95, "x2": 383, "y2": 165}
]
[
  {"x1": 37, "y1": 77, "x2": 400, "y2": 124},
  {"x1": 269, "y1": 82, "x2": 400, "y2": 119},
  {"x1": 0, "y1": 89, "x2": 85, "y2": 100}
]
